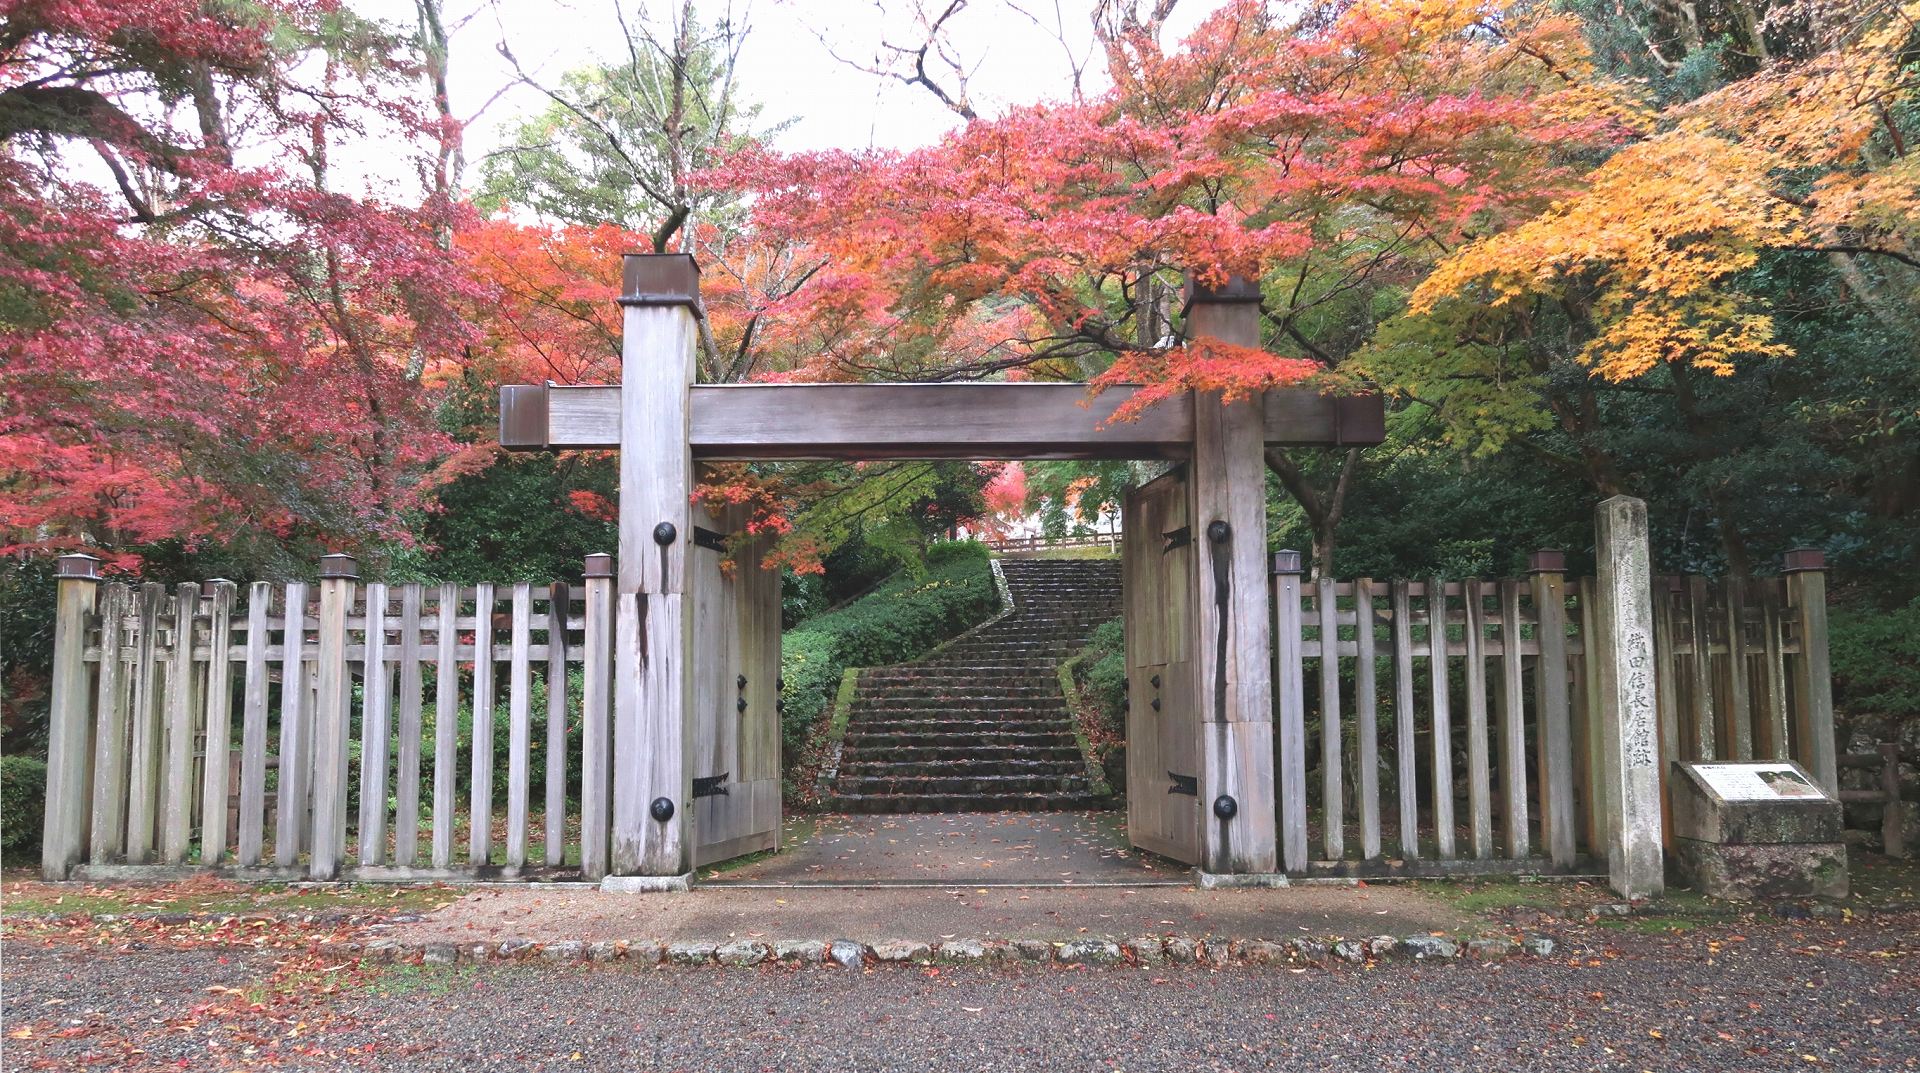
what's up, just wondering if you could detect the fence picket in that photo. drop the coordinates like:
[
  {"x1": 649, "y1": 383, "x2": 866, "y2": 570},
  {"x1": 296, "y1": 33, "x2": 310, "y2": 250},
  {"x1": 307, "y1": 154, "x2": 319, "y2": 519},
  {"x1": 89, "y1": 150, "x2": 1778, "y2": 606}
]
[
  {"x1": 199, "y1": 583, "x2": 236, "y2": 864},
  {"x1": 274, "y1": 582, "x2": 309, "y2": 869},
  {"x1": 1354, "y1": 578, "x2": 1381, "y2": 860},
  {"x1": 359, "y1": 583, "x2": 392, "y2": 866},
  {"x1": 236, "y1": 584, "x2": 272, "y2": 868},
  {"x1": 161, "y1": 584, "x2": 199, "y2": 864},
  {"x1": 395, "y1": 584, "x2": 424, "y2": 867},
  {"x1": 88, "y1": 583, "x2": 131, "y2": 861},
  {"x1": 1274, "y1": 565, "x2": 1308, "y2": 872},
  {"x1": 1724, "y1": 582, "x2": 1753, "y2": 760},
  {"x1": 1316, "y1": 575, "x2": 1343, "y2": 861},
  {"x1": 1758, "y1": 583, "x2": 1790, "y2": 759},
  {"x1": 1462, "y1": 579, "x2": 1492, "y2": 860},
  {"x1": 1530, "y1": 568, "x2": 1576, "y2": 866},
  {"x1": 1427, "y1": 578, "x2": 1456, "y2": 859},
  {"x1": 125, "y1": 583, "x2": 166, "y2": 864},
  {"x1": 432, "y1": 584, "x2": 460, "y2": 870},
  {"x1": 1391, "y1": 580, "x2": 1418, "y2": 859},
  {"x1": 469, "y1": 582, "x2": 496, "y2": 865},
  {"x1": 581, "y1": 558, "x2": 613, "y2": 880},
  {"x1": 311, "y1": 567, "x2": 352, "y2": 879},
  {"x1": 1687, "y1": 576, "x2": 1715, "y2": 760},
  {"x1": 506, "y1": 582, "x2": 533, "y2": 871},
  {"x1": 1496, "y1": 580, "x2": 1528, "y2": 859},
  {"x1": 546, "y1": 582, "x2": 570, "y2": 868}
]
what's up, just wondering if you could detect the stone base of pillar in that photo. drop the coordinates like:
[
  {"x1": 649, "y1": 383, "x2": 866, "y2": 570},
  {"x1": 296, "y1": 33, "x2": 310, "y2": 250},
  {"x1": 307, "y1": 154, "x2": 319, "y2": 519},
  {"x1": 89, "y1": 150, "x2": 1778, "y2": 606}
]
[
  {"x1": 600, "y1": 872, "x2": 694, "y2": 893},
  {"x1": 1192, "y1": 870, "x2": 1290, "y2": 889}
]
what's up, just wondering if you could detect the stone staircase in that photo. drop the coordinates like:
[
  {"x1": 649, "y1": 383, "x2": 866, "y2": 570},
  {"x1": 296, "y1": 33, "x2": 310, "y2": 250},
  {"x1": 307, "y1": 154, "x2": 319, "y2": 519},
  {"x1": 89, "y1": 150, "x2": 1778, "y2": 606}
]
[{"x1": 827, "y1": 558, "x2": 1122, "y2": 813}]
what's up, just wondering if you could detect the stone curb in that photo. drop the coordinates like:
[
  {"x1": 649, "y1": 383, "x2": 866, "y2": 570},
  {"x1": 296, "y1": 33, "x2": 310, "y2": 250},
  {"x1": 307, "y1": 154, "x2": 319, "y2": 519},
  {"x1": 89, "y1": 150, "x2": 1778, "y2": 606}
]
[{"x1": 329, "y1": 932, "x2": 1560, "y2": 969}]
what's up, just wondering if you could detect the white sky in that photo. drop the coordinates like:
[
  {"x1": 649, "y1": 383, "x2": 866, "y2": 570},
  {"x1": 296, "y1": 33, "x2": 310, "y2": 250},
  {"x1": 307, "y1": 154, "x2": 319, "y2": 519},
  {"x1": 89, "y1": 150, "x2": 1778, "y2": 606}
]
[{"x1": 352, "y1": 0, "x2": 1217, "y2": 170}]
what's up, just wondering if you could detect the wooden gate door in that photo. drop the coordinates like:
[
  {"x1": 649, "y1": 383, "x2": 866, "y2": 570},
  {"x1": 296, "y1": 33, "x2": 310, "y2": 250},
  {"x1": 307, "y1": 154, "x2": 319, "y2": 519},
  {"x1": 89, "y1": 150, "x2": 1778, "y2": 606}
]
[
  {"x1": 1122, "y1": 470, "x2": 1202, "y2": 864},
  {"x1": 689, "y1": 502, "x2": 783, "y2": 867}
]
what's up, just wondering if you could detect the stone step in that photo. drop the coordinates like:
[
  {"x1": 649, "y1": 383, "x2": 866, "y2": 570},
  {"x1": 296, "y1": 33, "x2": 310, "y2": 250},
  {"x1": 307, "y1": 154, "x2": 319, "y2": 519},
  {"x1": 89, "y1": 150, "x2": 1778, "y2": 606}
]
[
  {"x1": 838, "y1": 758, "x2": 1087, "y2": 779},
  {"x1": 842, "y1": 730, "x2": 1079, "y2": 750},
  {"x1": 846, "y1": 718, "x2": 1075, "y2": 737},
  {"x1": 834, "y1": 773, "x2": 1091, "y2": 796},
  {"x1": 825, "y1": 791, "x2": 1101, "y2": 814},
  {"x1": 839, "y1": 744, "x2": 1085, "y2": 763}
]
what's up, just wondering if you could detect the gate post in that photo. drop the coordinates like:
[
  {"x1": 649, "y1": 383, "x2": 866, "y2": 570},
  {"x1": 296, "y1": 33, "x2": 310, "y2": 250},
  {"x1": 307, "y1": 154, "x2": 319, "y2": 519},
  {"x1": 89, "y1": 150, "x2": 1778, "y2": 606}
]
[
  {"x1": 1594, "y1": 496, "x2": 1664, "y2": 898},
  {"x1": 609, "y1": 254, "x2": 699, "y2": 886},
  {"x1": 1782, "y1": 548, "x2": 1838, "y2": 794},
  {"x1": 1185, "y1": 274, "x2": 1279, "y2": 878},
  {"x1": 310, "y1": 553, "x2": 357, "y2": 880},
  {"x1": 43, "y1": 554, "x2": 101, "y2": 880}
]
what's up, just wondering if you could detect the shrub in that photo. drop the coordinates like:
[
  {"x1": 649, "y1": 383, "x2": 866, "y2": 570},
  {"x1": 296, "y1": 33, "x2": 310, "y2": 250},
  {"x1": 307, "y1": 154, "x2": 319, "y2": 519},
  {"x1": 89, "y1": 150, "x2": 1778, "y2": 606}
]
[
  {"x1": 1, "y1": 755, "x2": 47, "y2": 862},
  {"x1": 778, "y1": 542, "x2": 998, "y2": 757},
  {"x1": 1830, "y1": 597, "x2": 1920, "y2": 741}
]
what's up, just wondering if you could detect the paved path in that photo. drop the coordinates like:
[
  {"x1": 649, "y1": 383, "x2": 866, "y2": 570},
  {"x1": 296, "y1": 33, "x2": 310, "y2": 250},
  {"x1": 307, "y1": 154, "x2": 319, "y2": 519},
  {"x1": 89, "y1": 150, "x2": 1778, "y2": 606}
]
[
  {"x1": 386, "y1": 881, "x2": 1472, "y2": 945},
  {"x1": 6, "y1": 914, "x2": 1915, "y2": 1071},
  {"x1": 706, "y1": 811, "x2": 1179, "y2": 885}
]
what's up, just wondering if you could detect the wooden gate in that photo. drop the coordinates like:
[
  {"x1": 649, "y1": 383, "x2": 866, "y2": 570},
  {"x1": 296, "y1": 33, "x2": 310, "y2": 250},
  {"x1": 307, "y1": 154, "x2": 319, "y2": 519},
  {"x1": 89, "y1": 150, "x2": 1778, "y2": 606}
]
[
  {"x1": 1122, "y1": 469, "x2": 1202, "y2": 865},
  {"x1": 689, "y1": 502, "x2": 782, "y2": 867}
]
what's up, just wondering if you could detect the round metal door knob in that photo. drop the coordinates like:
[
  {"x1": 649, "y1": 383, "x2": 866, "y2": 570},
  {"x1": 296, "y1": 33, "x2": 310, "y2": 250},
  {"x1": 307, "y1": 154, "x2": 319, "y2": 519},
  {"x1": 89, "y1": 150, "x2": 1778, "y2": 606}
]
[
  {"x1": 653, "y1": 522, "x2": 678, "y2": 545},
  {"x1": 1207, "y1": 520, "x2": 1232, "y2": 544},
  {"x1": 649, "y1": 797, "x2": 676, "y2": 822},
  {"x1": 1213, "y1": 795, "x2": 1238, "y2": 820}
]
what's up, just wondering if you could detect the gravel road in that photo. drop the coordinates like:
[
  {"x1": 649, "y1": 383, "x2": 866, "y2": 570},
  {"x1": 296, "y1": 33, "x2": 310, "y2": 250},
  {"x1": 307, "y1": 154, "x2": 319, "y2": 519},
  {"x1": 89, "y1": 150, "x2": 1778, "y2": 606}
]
[{"x1": 5, "y1": 914, "x2": 1916, "y2": 1071}]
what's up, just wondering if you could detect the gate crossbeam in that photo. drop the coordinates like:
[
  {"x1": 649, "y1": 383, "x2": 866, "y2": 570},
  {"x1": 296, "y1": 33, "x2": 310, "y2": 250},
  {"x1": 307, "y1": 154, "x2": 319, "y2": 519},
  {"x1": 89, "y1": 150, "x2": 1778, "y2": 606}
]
[{"x1": 499, "y1": 381, "x2": 1385, "y2": 461}]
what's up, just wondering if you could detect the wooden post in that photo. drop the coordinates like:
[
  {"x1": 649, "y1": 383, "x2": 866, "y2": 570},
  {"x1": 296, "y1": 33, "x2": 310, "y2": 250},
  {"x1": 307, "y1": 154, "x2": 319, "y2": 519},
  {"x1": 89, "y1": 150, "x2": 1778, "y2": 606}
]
[
  {"x1": 125, "y1": 582, "x2": 165, "y2": 864},
  {"x1": 431, "y1": 584, "x2": 460, "y2": 870},
  {"x1": 1426, "y1": 577, "x2": 1456, "y2": 860},
  {"x1": 1783, "y1": 548, "x2": 1839, "y2": 794},
  {"x1": 1879, "y1": 742, "x2": 1906, "y2": 860},
  {"x1": 469, "y1": 582, "x2": 496, "y2": 865},
  {"x1": 394, "y1": 584, "x2": 425, "y2": 867},
  {"x1": 546, "y1": 582, "x2": 571, "y2": 868},
  {"x1": 88, "y1": 582, "x2": 130, "y2": 863},
  {"x1": 1462, "y1": 578, "x2": 1492, "y2": 860},
  {"x1": 1185, "y1": 273, "x2": 1278, "y2": 878},
  {"x1": 506, "y1": 581, "x2": 533, "y2": 872},
  {"x1": 43, "y1": 555, "x2": 100, "y2": 879},
  {"x1": 198, "y1": 581, "x2": 236, "y2": 865},
  {"x1": 309, "y1": 554, "x2": 356, "y2": 880},
  {"x1": 1390, "y1": 578, "x2": 1419, "y2": 858},
  {"x1": 1594, "y1": 496, "x2": 1663, "y2": 899},
  {"x1": 581, "y1": 554, "x2": 614, "y2": 880},
  {"x1": 1316, "y1": 575, "x2": 1343, "y2": 861},
  {"x1": 160, "y1": 583, "x2": 198, "y2": 864},
  {"x1": 611, "y1": 254, "x2": 699, "y2": 881},
  {"x1": 1354, "y1": 578, "x2": 1381, "y2": 860},
  {"x1": 358, "y1": 581, "x2": 391, "y2": 867},
  {"x1": 1528, "y1": 551, "x2": 1577, "y2": 867},
  {"x1": 1496, "y1": 579, "x2": 1529, "y2": 859},
  {"x1": 236, "y1": 583, "x2": 271, "y2": 868},
  {"x1": 275, "y1": 581, "x2": 308, "y2": 869},
  {"x1": 1272, "y1": 552, "x2": 1308, "y2": 873}
]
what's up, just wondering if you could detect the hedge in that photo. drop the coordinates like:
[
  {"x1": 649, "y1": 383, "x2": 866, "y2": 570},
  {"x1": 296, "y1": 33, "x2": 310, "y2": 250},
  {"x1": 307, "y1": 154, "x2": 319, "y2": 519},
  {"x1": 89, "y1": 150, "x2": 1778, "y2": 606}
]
[
  {"x1": 1, "y1": 754, "x2": 47, "y2": 862},
  {"x1": 778, "y1": 542, "x2": 999, "y2": 759}
]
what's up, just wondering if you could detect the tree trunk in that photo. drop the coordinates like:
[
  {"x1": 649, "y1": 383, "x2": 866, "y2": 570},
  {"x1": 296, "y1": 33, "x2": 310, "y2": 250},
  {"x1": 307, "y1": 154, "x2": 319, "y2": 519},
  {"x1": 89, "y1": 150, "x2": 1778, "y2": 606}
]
[{"x1": 1264, "y1": 446, "x2": 1360, "y2": 579}]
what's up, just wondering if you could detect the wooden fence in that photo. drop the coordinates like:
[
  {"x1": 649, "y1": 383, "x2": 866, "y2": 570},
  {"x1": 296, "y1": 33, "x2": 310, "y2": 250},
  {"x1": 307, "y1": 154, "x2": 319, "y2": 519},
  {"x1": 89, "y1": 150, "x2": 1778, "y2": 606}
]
[
  {"x1": 1268, "y1": 550, "x2": 1838, "y2": 877},
  {"x1": 983, "y1": 532, "x2": 1117, "y2": 553},
  {"x1": 41, "y1": 554, "x2": 616, "y2": 882}
]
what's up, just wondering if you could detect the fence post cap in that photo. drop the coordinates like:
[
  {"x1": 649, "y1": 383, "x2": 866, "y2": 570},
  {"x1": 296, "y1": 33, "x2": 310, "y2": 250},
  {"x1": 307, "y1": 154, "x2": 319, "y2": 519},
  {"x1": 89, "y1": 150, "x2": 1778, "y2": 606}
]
[
  {"x1": 318, "y1": 553, "x2": 360, "y2": 579},
  {"x1": 583, "y1": 553, "x2": 615, "y2": 579},
  {"x1": 1526, "y1": 549, "x2": 1567, "y2": 573},
  {"x1": 200, "y1": 578, "x2": 234, "y2": 596},
  {"x1": 1781, "y1": 547, "x2": 1826, "y2": 573},
  {"x1": 1269, "y1": 549, "x2": 1304, "y2": 575},
  {"x1": 55, "y1": 553, "x2": 101, "y2": 580}
]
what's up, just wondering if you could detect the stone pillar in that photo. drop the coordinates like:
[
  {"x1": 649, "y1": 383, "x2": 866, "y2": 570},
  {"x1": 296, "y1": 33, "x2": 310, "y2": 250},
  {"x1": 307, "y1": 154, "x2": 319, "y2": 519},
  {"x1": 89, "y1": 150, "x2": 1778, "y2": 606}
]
[
  {"x1": 43, "y1": 554, "x2": 101, "y2": 879},
  {"x1": 610, "y1": 254, "x2": 699, "y2": 885},
  {"x1": 1185, "y1": 273, "x2": 1279, "y2": 878},
  {"x1": 1594, "y1": 496, "x2": 1664, "y2": 898}
]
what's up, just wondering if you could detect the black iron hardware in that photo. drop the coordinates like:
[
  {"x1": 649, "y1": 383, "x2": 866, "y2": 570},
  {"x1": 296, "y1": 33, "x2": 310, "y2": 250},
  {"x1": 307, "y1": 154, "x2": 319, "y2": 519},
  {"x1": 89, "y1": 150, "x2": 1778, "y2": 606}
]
[
  {"x1": 737, "y1": 673, "x2": 748, "y2": 689},
  {"x1": 1213, "y1": 794, "x2": 1238, "y2": 820},
  {"x1": 649, "y1": 796, "x2": 676, "y2": 822},
  {"x1": 1207, "y1": 520, "x2": 1231, "y2": 544},
  {"x1": 736, "y1": 697, "x2": 747, "y2": 713},
  {"x1": 1149, "y1": 673, "x2": 1161, "y2": 689},
  {"x1": 1121, "y1": 677, "x2": 1129, "y2": 691},
  {"x1": 1150, "y1": 698, "x2": 1161, "y2": 711},
  {"x1": 1162, "y1": 526, "x2": 1191, "y2": 552},
  {"x1": 693, "y1": 773, "x2": 730, "y2": 799},
  {"x1": 652, "y1": 522, "x2": 677, "y2": 546},
  {"x1": 692, "y1": 525, "x2": 729, "y2": 552},
  {"x1": 1167, "y1": 771, "x2": 1198, "y2": 796}
]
